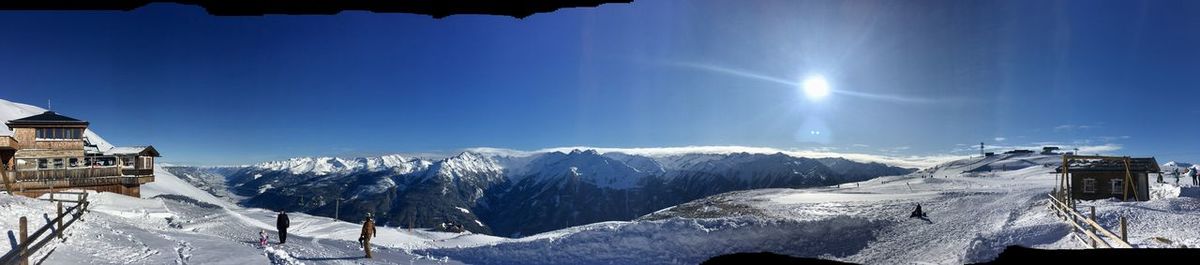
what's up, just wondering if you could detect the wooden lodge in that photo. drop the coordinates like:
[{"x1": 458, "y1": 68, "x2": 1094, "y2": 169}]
[
  {"x1": 0, "y1": 111, "x2": 158, "y2": 198},
  {"x1": 1055, "y1": 155, "x2": 1158, "y2": 202}
]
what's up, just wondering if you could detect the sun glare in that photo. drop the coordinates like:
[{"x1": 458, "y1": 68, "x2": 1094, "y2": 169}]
[{"x1": 802, "y1": 75, "x2": 831, "y2": 100}]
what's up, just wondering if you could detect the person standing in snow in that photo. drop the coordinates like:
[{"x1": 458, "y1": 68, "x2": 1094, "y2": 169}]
[
  {"x1": 276, "y1": 211, "x2": 290, "y2": 244},
  {"x1": 1192, "y1": 168, "x2": 1199, "y2": 186},
  {"x1": 360, "y1": 213, "x2": 377, "y2": 258},
  {"x1": 259, "y1": 229, "x2": 269, "y2": 248},
  {"x1": 1176, "y1": 169, "x2": 1185, "y2": 185}
]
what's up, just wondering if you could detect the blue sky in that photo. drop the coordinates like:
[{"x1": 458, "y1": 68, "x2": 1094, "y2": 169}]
[{"x1": 2, "y1": 0, "x2": 1199, "y2": 165}]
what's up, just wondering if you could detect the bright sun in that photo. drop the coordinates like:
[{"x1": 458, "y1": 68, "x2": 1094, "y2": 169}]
[{"x1": 802, "y1": 75, "x2": 831, "y2": 100}]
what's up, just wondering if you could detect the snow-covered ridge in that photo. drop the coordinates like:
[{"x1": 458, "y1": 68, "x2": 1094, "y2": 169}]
[
  {"x1": 472, "y1": 146, "x2": 961, "y2": 169},
  {"x1": 252, "y1": 154, "x2": 430, "y2": 175},
  {"x1": 1162, "y1": 161, "x2": 1199, "y2": 174}
]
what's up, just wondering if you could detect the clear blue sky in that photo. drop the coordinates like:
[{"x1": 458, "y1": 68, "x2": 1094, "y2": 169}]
[{"x1": 2, "y1": 0, "x2": 1199, "y2": 165}]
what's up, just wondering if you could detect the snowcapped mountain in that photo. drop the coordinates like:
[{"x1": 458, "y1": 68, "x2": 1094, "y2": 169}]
[
  {"x1": 1162, "y1": 161, "x2": 1198, "y2": 175},
  {"x1": 253, "y1": 154, "x2": 430, "y2": 175},
  {"x1": 168, "y1": 149, "x2": 916, "y2": 237}
]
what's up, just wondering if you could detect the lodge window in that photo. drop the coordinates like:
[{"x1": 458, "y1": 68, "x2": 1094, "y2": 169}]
[
  {"x1": 1082, "y1": 178, "x2": 1096, "y2": 193},
  {"x1": 35, "y1": 128, "x2": 84, "y2": 140},
  {"x1": 1111, "y1": 179, "x2": 1124, "y2": 195}
]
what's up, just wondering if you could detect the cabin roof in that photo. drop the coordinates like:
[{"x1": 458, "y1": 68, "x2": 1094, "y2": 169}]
[
  {"x1": 1056, "y1": 157, "x2": 1160, "y2": 173},
  {"x1": 5, "y1": 111, "x2": 89, "y2": 127},
  {"x1": 106, "y1": 146, "x2": 160, "y2": 157}
]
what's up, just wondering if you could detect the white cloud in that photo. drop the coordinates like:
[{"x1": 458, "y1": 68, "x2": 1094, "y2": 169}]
[
  {"x1": 1075, "y1": 144, "x2": 1123, "y2": 154},
  {"x1": 994, "y1": 137, "x2": 1006, "y2": 142},
  {"x1": 1053, "y1": 124, "x2": 1096, "y2": 132}
]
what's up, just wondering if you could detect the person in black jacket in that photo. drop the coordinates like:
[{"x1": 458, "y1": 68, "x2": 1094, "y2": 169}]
[
  {"x1": 277, "y1": 211, "x2": 290, "y2": 244},
  {"x1": 910, "y1": 203, "x2": 926, "y2": 218}
]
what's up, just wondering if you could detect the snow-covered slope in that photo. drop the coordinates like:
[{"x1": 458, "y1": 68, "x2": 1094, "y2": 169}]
[
  {"x1": 0, "y1": 163, "x2": 494, "y2": 264},
  {"x1": 0, "y1": 98, "x2": 114, "y2": 150},
  {"x1": 422, "y1": 153, "x2": 1200, "y2": 265},
  {"x1": 0, "y1": 98, "x2": 45, "y2": 135}
]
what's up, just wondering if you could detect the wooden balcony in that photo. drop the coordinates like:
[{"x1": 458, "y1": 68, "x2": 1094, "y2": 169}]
[
  {"x1": 2, "y1": 169, "x2": 154, "y2": 194},
  {"x1": 13, "y1": 167, "x2": 123, "y2": 182}
]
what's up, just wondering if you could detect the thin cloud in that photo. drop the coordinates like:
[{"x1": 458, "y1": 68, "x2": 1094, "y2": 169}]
[
  {"x1": 474, "y1": 145, "x2": 959, "y2": 169},
  {"x1": 1053, "y1": 124, "x2": 1096, "y2": 132}
]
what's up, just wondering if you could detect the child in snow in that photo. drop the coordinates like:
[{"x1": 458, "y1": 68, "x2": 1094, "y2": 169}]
[{"x1": 259, "y1": 229, "x2": 269, "y2": 248}]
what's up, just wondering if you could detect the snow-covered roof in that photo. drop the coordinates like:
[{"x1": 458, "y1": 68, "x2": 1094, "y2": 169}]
[
  {"x1": 1058, "y1": 157, "x2": 1160, "y2": 173},
  {"x1": 105, "y1": 146, "x2": 160, "y2": 157}
]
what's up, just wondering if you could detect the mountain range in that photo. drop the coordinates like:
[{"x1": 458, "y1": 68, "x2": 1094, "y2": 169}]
[{"x1": 166, "y1": 149, "x2": 915, "y2": 237}]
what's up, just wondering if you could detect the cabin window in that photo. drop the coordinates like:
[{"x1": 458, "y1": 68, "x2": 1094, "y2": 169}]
[
  {"x1": 69, "y1": 158, "x2": 79, "y2": 168},
  {"x1": 35, "y1": 128, "x2": 83, "y2": 140},
  {"x1": 141, "y1": 156, "x2": 153, "y2": 169},
  {"x1": 1111, "y1": 179, "x2": 1124, "y2": 195},
  {"x1": 1082, "y1": 178, "x2": 1096, "y2": 193},
  {"x1": 37, "y1": 159, "x2": 48, "y2": 169},
  {"x1": 52, "y1": 158, "x2": 64, "y2": 169}
]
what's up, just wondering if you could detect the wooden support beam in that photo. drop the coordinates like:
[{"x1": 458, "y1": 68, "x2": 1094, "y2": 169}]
[
  {"x1": 57, "y1": 202, "x2": 63, "y2": 239},
  {"x1": 19, "y1": 216, "x2": 28, "y2": 265}
]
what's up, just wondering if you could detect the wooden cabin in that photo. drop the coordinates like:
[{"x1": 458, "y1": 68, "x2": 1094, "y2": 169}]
[
  {"x1": 1056, "y1": 157, "x2": 1157, "y2": 201},
  {"x1": 1, "y1": 111, "x2": 158, "y2": 198}
]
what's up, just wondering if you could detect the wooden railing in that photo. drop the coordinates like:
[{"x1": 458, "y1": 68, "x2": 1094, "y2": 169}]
[
  {"x1": 0, "y1": 192, "x2": 89, "y2": 265},
  {"x1": 1046, "y1": 193, "x2": 1132, "y2": 248},
  {"x1": 121, "y1": 169, "x2": 153, "y2": 176},
  {"x1": 13, "y1": 167, "x2": 122, "y2": 181}
]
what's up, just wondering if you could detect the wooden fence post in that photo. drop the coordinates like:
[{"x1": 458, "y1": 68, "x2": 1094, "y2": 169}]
[
  {"x1": 1090, "y1": 206, "x2": 1097, "y2": 248},
  {"x1": 1120, "y1": 216, "x2": 1128, "y2": 243},
  {"x1": 57, "y1": 202, "x2": 64, "y2": 239},
  {"x1": 19, "y1": 216, "x2": 28, "y2": 265}
]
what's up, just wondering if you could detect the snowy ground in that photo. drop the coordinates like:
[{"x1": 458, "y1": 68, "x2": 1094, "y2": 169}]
[
  {"x1": 2, "y1": 154, "x2": 1198, "y2": 264},
  {"x1": 1, "y1": 167, "x2": 488, "y2": 265},
  {"x1": 424, "y1": 154, "x2": 1200, "y2": 264}
]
